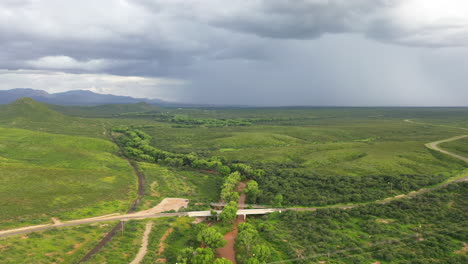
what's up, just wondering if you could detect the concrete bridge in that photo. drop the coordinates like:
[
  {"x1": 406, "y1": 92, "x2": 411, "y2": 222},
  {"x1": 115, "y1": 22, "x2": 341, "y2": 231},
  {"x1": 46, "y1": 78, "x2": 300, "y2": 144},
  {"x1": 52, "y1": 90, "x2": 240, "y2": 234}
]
[
  {"x1": 210, "y1": 202, "x2": 268, "y2": 209},
  {"x1": 0, "y1": 208, "x2": 283, "y2": 238}
]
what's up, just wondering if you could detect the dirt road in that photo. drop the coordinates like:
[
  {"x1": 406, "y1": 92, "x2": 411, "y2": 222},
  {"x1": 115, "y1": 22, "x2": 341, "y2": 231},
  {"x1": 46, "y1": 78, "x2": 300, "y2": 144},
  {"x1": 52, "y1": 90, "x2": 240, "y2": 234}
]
[
  {"x1": 425, "y1": 135, "x2": 468, "y2": 162},
  {"x1": 129, "y1": 221, "x2": 153, "y2": 264}
]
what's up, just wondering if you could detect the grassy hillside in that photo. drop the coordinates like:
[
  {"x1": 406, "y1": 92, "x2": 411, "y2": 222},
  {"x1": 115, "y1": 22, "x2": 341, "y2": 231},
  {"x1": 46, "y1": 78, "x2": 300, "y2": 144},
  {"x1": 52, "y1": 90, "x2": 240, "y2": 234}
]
[
  {"x1": 0, "y1": 127, "x2": 135, "y2": 228},
  {"x1": 0, "y1": 98, "x2": 166, "y2": 139},
  {"x1": 440, "y1": 137, "x2": 468, "y2": 159},
  {"x1": 0, "y1": 97, "x2": 66, "y2": 121}
]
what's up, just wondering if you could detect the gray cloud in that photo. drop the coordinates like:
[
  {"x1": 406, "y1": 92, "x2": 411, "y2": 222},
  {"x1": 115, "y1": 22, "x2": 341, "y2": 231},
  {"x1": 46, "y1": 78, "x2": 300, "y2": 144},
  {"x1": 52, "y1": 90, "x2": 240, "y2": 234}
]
[
  {"x1": 0, "y1": 0, "x2": 467, "y2": 106},
  {"x1": 197, "y1": 0, "x2": 390, "y2": 39}
]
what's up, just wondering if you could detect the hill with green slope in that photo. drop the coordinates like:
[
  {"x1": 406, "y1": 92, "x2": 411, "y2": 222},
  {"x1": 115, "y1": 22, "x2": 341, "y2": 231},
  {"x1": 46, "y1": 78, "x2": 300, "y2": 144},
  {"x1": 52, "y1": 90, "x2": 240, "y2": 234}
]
[
  {"x1": 0, "y1": 98, "x2": 167, "y2": 139},
  {"x1": 0, "y1": 97, "x2": 66, "y2": 122},
  {"x1": 0, "y1": 126, "x2": 135, "y2": 229},
  {"x1": 0, "y1": 97, "x2": 111, "y2": 138}
]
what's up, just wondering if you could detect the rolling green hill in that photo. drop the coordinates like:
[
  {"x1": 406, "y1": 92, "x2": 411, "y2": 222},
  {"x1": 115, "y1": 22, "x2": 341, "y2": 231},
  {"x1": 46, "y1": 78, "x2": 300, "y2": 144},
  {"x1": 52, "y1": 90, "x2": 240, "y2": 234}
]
[
  {"x1": 0, "y1": 126, "x2": 135, "y2": 228},
  {"x1": 0, "y1": 98, "x2": 159, "y2": 139},
  {"x1": 0, "y1": 97, "x2": 66, "y2": 122}
]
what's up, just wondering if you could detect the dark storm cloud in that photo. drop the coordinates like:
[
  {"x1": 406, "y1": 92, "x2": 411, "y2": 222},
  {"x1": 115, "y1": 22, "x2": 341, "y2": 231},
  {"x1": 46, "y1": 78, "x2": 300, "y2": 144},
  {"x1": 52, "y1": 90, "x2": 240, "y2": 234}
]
[
  {"x1": 200, "y1": 0, "x2": 392, "y2": 39},
  {"x1": 1, "y1": 0, "x2": 467, "y2": 74},
  {"x1": 0, "y1": 0, "x2": 467, "y2": 105}
]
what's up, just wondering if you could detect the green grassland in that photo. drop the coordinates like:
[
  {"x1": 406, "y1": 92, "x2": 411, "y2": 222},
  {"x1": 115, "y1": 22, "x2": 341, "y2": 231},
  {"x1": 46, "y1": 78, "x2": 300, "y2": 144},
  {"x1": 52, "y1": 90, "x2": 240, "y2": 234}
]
[
  {"x1": 1, "y1": 99, "x2": 467, "y2": 263},
  {"x1": 139, "y1": 114, "x2": 467, "y2": 205},
  {"x1": 83, "y1": 218, "x2": 173, "y2": 264},
  {"x1": 142, "y1": 118, "x2": 466, "y2": 176},
  {"x1": 141, "y1": 218, "x2": 175, "y2": 264},
  {"x1": 440, "y1": 137, "x2": 468, "y2": 158},
  {"x1": 0, "y1": 126, "x2": 135, "y2": 228},
  {"x1": 49, "y1": 102, "x2": 161, "y2": 118},
  {"x1": 247, "y1": 182, "x2": 468, "y2": 264},
  {"x1": 137, "y1": 163, "x2": 222, "y2": 210},
  {"x1": 0, "y1": 98, "x2": 165, "y2": 139},
  {"x1": 0, "y1": 222, "x2": 114, "y2": 264}
]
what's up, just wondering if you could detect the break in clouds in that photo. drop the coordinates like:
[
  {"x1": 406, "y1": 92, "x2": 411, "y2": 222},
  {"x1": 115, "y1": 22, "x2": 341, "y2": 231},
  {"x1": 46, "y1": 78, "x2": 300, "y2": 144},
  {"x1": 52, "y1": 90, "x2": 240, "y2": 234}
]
[{"x1": 0, "y1": 0, "x2": 468, "y2": 106}]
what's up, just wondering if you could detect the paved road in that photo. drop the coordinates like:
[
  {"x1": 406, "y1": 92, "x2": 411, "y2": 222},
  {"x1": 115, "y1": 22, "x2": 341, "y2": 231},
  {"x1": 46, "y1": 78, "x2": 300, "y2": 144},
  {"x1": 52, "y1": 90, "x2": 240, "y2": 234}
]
[{"x1": 0, "y1": 210, "x2": 285, "y2": 238}]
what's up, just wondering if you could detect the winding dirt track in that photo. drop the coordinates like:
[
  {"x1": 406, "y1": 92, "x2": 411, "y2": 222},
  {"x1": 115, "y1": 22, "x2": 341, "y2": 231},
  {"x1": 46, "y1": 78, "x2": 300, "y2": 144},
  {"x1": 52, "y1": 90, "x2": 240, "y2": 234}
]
[
  {"x1": 425, "y1": 135, "x2": 468, "y2": 162},
  {"x1": 129, "y1": 221, "x2": 153, "y2": 264}
]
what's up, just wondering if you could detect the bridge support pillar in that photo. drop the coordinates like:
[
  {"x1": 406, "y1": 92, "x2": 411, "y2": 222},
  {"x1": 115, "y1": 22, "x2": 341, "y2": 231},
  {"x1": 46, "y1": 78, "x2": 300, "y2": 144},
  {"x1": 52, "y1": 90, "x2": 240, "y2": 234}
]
[{"x1": 243, "y1": 214, "x2": 246, "y2": 221}]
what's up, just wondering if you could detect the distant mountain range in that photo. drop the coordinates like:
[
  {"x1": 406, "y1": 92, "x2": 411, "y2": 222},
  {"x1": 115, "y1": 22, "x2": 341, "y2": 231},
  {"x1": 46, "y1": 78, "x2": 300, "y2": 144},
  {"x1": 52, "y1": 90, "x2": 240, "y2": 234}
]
[{"x1": 0, "y1": 88, "x2": 169, "y2": 106}]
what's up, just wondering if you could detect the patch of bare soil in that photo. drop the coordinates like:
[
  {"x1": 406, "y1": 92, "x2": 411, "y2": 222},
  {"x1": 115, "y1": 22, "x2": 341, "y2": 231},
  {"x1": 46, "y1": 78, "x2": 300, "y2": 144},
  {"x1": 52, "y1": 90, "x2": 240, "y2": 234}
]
[
  {"x1": 136, "y1": 198, "x2": 189, "y2": 215},
  {"x1": 51, "y1": 217, "x2": 62, "y2": 225},
  {"x1": 376, "y1": 219, "x2": 394, "y2": 224},
  {"x1": 0, "y1": 244, "x2": 9, "y2": 250},
  {"x1": 455, "y1": 242, "x2": 468, "y2": 255},
  {"x1": 192, "y1": 217, "x2": 206, "y2": 224},
  {"x1": 66, "y1": 242, "x2": 84, "y2": 255}
]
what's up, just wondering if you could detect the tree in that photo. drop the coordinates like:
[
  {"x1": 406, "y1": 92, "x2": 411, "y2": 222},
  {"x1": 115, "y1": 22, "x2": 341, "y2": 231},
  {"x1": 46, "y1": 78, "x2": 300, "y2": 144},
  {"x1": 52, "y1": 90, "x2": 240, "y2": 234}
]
[
  {"x1": 273, "y1": 194, "x2": 283, "y2": 207},
  {"x1": 192, "y1": 248, "x2": 215, "y2": 264},
  {"x1": 209, "y1": 210, "x2": 218, "y2": 221},
  {"x1": 231, "y1": 163, "x2": 252, "y2": 177},
  {"x1": 236, "y1": 223, "x2": 258, "y2": 253},
  {"x1": 177, "y1": 247, "x2": 195, "y2": 264},
  {"x1": 245, "y1": 180, "x2": 260, "y2": 204},
  {"x1": 221, "y1": 190, "x2": 239, "y2": 203},
  {"x1": 197, "y1": 227, "x2": 227, "y2": 249},
  {"x1": 246, "y1": 258, "x2": 261, "y2": 264},
  {"x1": 208, "y1": 160, "x2": 223, "y2": 170},
  {"x1": 219, "y1": 165, "x2": 231, "y2": 176},
  {"x1": 252, "y1": 244, "x2": 271, "y2": 263},
  {"x1": 251, "y1": 169, "x2": 265, "y2": 179},
  {"x1": 192, "y1": 159, "x2": 208, "y2": 169},
  {"x1": 178, "y1": 247, "x2": 216, "y2": 264},
  {"x1": 220, "y1": 201, "x2": 238, "y2": 223},
  {"x1": 213, "y1": 258, "x2": 233, "y2": 264}
]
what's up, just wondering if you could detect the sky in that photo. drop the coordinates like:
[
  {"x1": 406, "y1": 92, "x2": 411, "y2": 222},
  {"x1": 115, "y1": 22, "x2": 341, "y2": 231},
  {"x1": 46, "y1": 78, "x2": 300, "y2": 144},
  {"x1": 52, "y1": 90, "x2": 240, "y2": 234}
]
[{"x1": 0, "y1": 0, "x2": 467, "y2": 106}]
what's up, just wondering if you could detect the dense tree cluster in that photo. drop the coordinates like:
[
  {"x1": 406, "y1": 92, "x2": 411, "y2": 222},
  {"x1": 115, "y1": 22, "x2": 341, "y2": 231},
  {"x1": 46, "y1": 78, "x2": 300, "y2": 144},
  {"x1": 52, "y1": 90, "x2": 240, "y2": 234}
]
[
  {"x1": 171, "y1": 115, "x2": 253, "y2": 128},
  {"x1": 253, "y1": 182, "x2": 468, "y2": 264},
  {"x1": 219, "y1": 201, "x2": 238, "y2": 224},
  {"x1": 117, "y1": 112, "x2": 253, "y2": 127},
  {"x1": 244, "y1": 180, "x2": 260, "y2": 204},
  {"x1": 220, "y1": 172, "x2": 242, "y2": 203},
  {"x1": 235, "y1": 223, "x2": 274, "y2": 264},
  {"x1": 255, "y1": 167, "x2": 448, "y2": 206},
  {"x1": 197, "y1": 226, "x2": 227, "y2": 249},
  {"x1": 174, "y1": 224, "x2": 232, "y2": 264},
  {"x1": 114, "y1": 127, "x2": 264, "y2": 176}
]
